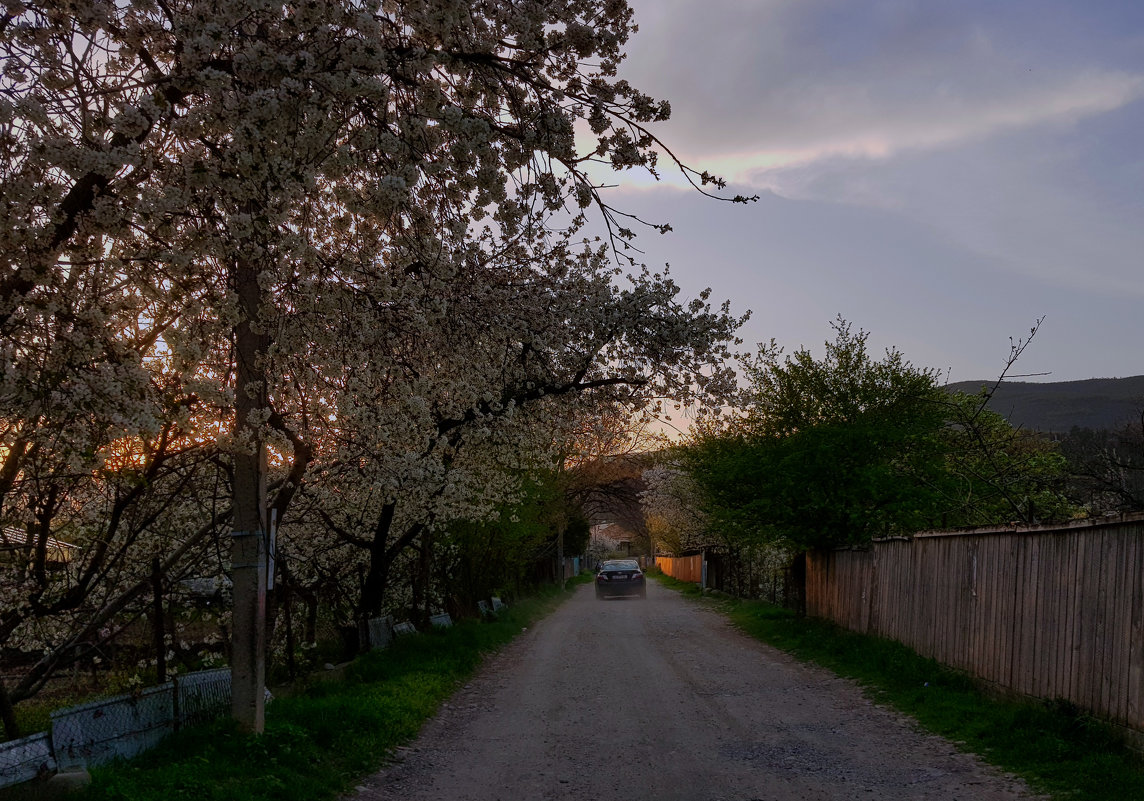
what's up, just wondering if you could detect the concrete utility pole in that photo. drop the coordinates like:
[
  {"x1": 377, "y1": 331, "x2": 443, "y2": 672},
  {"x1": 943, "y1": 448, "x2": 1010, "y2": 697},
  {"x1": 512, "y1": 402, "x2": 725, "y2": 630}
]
[
  {"x1": 229, "y1": 490, "x2": 267, "y2": 732},
  {"x1": 231, "y1": 250, "x2": 269, "y2": 733}
]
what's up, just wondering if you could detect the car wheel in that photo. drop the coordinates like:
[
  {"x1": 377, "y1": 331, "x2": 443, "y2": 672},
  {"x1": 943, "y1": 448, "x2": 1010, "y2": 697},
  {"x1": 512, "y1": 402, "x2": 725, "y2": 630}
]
[
  {"x1": 639, "y1": 588, "x2": 647, "y2": 599},
  {"x1": 595, "y1": 590, "x2": 604, "y2": 600}
]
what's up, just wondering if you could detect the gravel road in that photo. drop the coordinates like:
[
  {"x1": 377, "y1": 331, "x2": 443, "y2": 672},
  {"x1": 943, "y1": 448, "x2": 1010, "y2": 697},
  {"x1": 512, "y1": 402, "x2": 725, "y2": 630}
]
[{"x1": 351, "y1": 580, "x2": 1041, "y2": 801}]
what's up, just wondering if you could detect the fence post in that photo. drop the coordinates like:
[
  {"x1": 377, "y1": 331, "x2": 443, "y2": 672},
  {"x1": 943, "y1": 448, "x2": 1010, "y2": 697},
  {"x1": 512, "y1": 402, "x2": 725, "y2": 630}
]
[
  {"x1": 283, "y1": 586, "x2": 297, "y2": 680},
  {"x1": 151, "y1": 556, "x2": 166, "y2": 684},
  {"x1": 171, "y1": 674, "x2": 180, "y2": 733}
]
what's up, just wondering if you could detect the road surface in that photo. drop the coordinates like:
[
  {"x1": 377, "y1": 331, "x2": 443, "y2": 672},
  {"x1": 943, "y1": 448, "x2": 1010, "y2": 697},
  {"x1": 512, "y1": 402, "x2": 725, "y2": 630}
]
[{"x1": 351, "y1": 580, "x2": 1040, "y2": 801}]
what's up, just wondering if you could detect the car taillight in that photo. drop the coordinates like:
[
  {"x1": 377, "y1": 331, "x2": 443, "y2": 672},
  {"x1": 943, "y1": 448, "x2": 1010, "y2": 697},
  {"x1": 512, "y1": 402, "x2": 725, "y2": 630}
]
[
  {"x1": 633, "y1": 572, "x2": 644, "y2": 580},
  {"x1": 596, "y1": 574, "x2": 608, "y2": 581}
]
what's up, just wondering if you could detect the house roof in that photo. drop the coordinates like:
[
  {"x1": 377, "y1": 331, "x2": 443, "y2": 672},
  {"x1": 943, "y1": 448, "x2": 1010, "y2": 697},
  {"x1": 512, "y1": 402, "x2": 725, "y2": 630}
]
[{"x1": 0, "y1": 526, "x2": 81, "y2": 563}]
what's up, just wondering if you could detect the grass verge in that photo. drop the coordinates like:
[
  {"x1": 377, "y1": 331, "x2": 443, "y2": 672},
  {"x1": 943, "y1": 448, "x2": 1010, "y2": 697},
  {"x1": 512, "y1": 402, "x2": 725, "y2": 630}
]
[
  {"x1": 77, "y1": 577, "x2": 590, "y2": 801},
  {"x1": 653, "y1": 573, "x2": 1144, "y2": 801}
]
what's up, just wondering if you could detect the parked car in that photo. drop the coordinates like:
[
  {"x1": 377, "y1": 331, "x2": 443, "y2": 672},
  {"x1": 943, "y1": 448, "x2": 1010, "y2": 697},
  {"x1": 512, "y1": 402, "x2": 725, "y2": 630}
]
[{"x1": 595, "y1": 559, "x2": 646, "y2": 599}]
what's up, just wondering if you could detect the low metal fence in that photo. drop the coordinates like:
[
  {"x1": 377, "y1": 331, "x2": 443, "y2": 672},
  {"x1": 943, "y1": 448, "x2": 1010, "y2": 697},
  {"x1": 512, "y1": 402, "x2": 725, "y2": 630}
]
[
  {"x1": 0, "y1": 731, "x2": 54, "y2": 788},
  {"x1": 176, "y1": 667, "x2": 231, "y2": 728},
  {"x1": 51, "y1": 683, "x2": 176, "y2": 771},
  {"x1": 0, "y1": 668, "x2": 233, "y2": 789}
]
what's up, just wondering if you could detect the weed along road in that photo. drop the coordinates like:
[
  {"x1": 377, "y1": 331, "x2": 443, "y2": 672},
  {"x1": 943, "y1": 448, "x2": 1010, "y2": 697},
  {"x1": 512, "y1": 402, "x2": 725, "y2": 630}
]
[{"x1": 352, "y1": 581, "x2": 1040, "y2": 801}]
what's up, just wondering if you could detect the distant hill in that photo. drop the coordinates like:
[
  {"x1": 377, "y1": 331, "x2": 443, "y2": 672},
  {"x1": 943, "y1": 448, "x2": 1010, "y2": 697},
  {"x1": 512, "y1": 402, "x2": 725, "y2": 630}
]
[{"x1": 945, "y1": 376, "x2": 1144, "y2": 433}]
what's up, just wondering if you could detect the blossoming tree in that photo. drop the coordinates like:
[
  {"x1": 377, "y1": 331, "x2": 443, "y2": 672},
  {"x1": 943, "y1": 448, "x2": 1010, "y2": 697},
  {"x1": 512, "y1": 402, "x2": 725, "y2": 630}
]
[{"x1": 3, "y1": 0, "x2": 749, "y2": 732}]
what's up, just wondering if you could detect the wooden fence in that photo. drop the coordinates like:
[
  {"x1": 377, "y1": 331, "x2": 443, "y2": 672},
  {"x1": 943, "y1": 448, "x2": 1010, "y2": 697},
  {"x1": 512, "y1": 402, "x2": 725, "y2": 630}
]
[
  {"x1": 806, "y1": 513, "x2": 1144, "y2": 733},
  {"x1": 656, "y1": 554, "x2": 703, "y2": 584}
]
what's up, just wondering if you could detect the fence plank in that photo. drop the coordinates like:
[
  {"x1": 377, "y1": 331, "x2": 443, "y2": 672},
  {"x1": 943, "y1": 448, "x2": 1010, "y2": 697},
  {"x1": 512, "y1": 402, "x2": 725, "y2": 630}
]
[
  {"x1": 1090, "y1": 529, "x2": 1106, "y2": 718},
  {"x1": 953, "y1": 538, "x2": 969, "y2": 669},
  {"x1": 977, "y1": 536, "x2": 992, "y2": 685},
  {"x1": 1103, "y1": 530, "x2": 1127, "y2": 721},
  {"x1": 1103, "y1": 532, "x2": 1124, "y2": 722},
  {"x1": 937, "y1": 538, "x2": 952, "y2": 665},
  {"x1": 992, "y1": 534, "x2": 1010, "y2": 688},
  {"x1": 1051, "y1": 532, "x2": 1070, "y2": 700},
  {"x1": 1077, "y1": 531, "x2": 1096, "y2": 713},
  {"x1": 1020, "y1": 535, "x2": 1038, "y2": 695},
  {"x1": 1000, "y1": 534, "x2": 1018, "y2": 689},
  {"x1": 1068, "y1": 530, "x2": 1088, "y2": 705},
  {"x1": 1128, "y1": 525, "x2": 1144, "y2": 729},
  {"x1": 987, "y1": 535, "x2": 1002, "y2": 684},
  {"x1": 910, "y1": 540, "x2": 925, "y2": 655},
  {"x1": 1049, "y1": 532, "x2": 1069, "y2": 704},
  {"x1": 1033, "y1": 533, "x2": 1053, "y2": 701}
]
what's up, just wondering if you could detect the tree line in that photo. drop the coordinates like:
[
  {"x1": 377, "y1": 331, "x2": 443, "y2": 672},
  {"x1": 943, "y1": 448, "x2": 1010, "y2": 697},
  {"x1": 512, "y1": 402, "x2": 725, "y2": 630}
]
[{"x1": 642, "y1": 317, "x2": 1141, "y2": 596}]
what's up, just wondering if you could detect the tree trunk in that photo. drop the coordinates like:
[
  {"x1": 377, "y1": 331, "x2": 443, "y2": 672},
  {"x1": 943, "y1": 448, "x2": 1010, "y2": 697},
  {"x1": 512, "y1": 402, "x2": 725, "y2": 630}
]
[
  {"x1": 0, "y1": 676, "x2": 19, "y2": 740},
  {"x1": 282, "y1": 584, "x2": 296, "y2": 681},
  {"x1": 414, "y1": 530, "x2": 433, "y2": 628},
  {"x1": 359, "y1": 503, "x2": 425, "y2": 621},
  {"x1": 360, "y1": 504, "x2": 397, "y2": 620},
  {"x1": 304, "y1": 595, "x2": 318, "y2": 644},
  {"x1": 410, "y1": 539, "x2": 425, "y2": 628}
]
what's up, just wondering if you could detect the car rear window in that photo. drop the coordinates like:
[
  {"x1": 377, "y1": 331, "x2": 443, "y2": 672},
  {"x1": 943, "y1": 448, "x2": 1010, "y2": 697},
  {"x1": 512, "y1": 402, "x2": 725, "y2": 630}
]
[{"x1": 602, "y1": 561, "x2": 640, "y2": 571}]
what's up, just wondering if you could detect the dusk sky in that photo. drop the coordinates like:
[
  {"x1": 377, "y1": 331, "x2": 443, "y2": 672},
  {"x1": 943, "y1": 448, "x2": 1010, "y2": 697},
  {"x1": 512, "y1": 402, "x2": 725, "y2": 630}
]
[{"x1": 599, "y1": 0, "x2": 1144, "y2": 384}]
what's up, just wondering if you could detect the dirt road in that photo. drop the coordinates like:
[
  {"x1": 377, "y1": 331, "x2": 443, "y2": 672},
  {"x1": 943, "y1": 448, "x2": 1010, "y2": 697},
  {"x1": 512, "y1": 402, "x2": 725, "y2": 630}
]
[{"x1": 351, "y1": 580, "x2": 1040, "y2": 801}]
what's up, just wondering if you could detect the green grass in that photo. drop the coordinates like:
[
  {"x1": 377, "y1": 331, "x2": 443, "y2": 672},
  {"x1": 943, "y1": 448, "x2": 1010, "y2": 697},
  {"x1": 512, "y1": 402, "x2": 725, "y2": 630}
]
[
  {"x1": 13, "y1": 696, "x2": 63, "y2": 739},
  {"x1": 78, "y1": 577, "x2": 589, "y2": 801},
  {"x1": 653, "y1": 574, "x2": 1144, "y2": 801}
]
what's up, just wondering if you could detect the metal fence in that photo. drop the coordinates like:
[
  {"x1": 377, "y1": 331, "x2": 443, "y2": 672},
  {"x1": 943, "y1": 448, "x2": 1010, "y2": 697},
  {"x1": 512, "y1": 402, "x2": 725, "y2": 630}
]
[
  {"x1": 0, "y1": 731, "x2": 54, "y2": 788},
  {"x1": 1, "y1": 668, "x2": 232, "y2": 789},
  {"x1": 177, "y1": 667, "x2": 232, "y2": 728}
]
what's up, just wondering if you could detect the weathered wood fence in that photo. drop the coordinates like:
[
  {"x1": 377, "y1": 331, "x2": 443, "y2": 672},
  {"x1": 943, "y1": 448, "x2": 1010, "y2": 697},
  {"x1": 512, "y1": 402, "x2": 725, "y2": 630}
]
[
  {"x1": 656, "y1": 554, "x2": 703, "y2": 584},
  {"x1": 807, "y1": 513, "x2": 1144, "y2": 733}
]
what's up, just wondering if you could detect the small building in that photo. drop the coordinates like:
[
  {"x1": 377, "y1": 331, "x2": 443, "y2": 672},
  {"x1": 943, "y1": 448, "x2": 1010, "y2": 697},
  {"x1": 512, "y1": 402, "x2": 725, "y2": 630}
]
[{"x1": 589, "y1": 522, "x2": 635, "y2": 557}]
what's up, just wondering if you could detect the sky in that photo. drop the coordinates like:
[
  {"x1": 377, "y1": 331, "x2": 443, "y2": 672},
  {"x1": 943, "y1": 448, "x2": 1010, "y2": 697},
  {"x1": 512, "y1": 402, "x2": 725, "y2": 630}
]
[{"x1": 594, "y1": 0, "x2": 1144, "y2": 384}]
